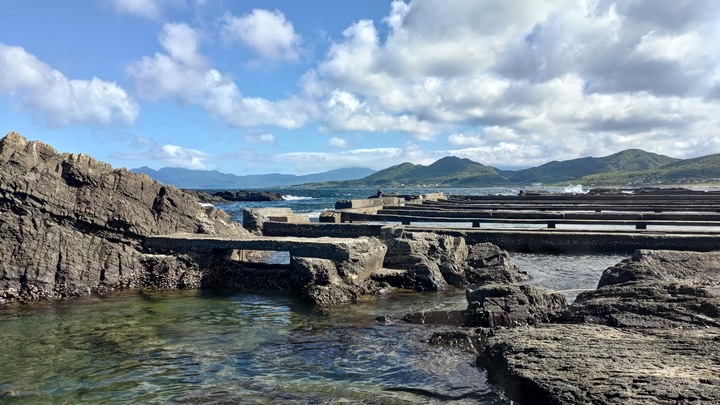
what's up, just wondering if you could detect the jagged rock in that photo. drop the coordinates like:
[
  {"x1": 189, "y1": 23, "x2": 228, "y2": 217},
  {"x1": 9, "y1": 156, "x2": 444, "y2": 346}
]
[
  {"x1": 382, "y1": 232, "x2": 526, "y2": 291},
  {"x1": 382, "y1": 232, "x2": 466, "y2": 291},
  {"x1": 213, "y1": 190, "x2": 283, "y2": 201},
  {"x1": 289, "y1": 256, "x2": 386, "y2": 305},
  {"x1": 563, "y1": 249, "x2": 720, "y2": 328},
  {"x1": 474, "y1": 250, "x2": 720, "y2": 404},
  {"x1": 464, "y1": 284, "x2": 567, "y2": 327},
  {"x1": 0, "y1": 131, "x2": 248, "y2": 303},
  {"x1": 464, "y1": 243, "x2": 529, "y2": 284}
]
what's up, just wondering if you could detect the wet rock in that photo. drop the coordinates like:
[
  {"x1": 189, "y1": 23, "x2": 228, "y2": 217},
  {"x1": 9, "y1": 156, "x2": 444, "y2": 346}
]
[
  {"x1": 403, "y1": 310, "x2": 467, "y2": 326},
  {"x1": 0, "y1": 131, "x2": 247, "y2": 303},
  {"x1": 428, "y1": 330, "x2": 484, "y2": 352},
  {"x1": 465, "y1": 284, "x2": 567, "y2": 328},
  {"x1": 289, "y1": 256, "x2": 386, "y2": 305}
]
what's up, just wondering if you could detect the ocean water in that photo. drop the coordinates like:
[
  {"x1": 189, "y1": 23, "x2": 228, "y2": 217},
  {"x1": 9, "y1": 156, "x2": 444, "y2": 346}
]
[{"x1": 0, "y1": 187, "x2": 629, "y2": 404}]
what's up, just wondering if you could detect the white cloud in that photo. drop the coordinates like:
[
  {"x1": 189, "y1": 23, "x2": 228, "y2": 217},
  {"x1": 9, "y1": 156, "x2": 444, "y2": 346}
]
[
  {"x1": 296, "y1": 0, "x2": 720, "y2": 161},
  {"x1": 113, "y1": 138, "x2": 211, "y2": 169},
  {"x1": 328, "y1": 137, "x2": 347, "y2": 148},
  {"x1": 448, "y1": 133, "x2": 484, "y2": 147},
  {"x1": 244, "y1": 133, "x2": 276, "y2": 144},
  {"x1": 103, "y1": 0, "x2": 170, "y2": 20},
  {"x1": 128, "y1": 23, "x2": 313, "y2": 128},
  {"x1": 0, "y1": 43, "x2": 139, "y2": 127},
  {"x1": 222, "y1": 9, "x2": 301, "y2": 62}
]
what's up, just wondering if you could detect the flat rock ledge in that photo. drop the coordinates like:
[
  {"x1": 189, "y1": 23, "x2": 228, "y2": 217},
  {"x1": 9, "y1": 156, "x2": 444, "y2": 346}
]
[
  {"x1": 473, "y1": 249, "x2": 720, "y2": 404},
  {"x1": 479, "y1": 324, "x2": 720, "y2": 404}
]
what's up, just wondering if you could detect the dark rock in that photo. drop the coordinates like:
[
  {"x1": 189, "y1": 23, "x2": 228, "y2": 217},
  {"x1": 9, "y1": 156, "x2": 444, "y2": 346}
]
[
  {"x1": 476, "y1": 250, "x2": 720, "y2": 404},
  {"x1": 403, "y1": 310, "x2": 467, "y2": 326},
  {"x1": 382, "y1": 233, "x2": 527, "y2": 292},
  {"x1": 563, "y1": 249, "x2": 720, "y2": 328},
  {"x1": 0, "y1": 131, "x2": 248, "y2": 303},
  {"x1": 465, "y1": 284, "x2": 567, "y2": 327},
  {"x1": 428, "y1": 330, "x2": 484, "y2": 352},
  {"x1": 213, "y1": 190, "x2": 283, "y2": 201},
  {"x1": 181, "y1": 189, "x2": 227, "y2": 204},
  {"x1": 464, "y1": 243, "x2": 530, "y2": 284}
]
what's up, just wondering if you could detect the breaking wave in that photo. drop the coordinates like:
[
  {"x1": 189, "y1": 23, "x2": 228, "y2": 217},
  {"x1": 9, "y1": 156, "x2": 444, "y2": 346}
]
[{"x1": 282, "y1": 195, "x2": 313, "y2": 201}]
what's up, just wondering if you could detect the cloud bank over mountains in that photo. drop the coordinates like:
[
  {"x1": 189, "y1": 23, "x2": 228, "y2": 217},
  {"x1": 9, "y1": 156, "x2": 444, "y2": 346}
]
[{"x1": 2, "y1": 0, "x2": 720, "y2": 172}]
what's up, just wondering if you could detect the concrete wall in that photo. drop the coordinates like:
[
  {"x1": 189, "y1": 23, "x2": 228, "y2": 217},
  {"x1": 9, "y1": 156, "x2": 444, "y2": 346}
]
[
  {"x1": 335, "y1": 197, "x2": 404, "y2": 210},
  {"x1": 263, "y1": 221, "x2": 389, "y2": 238}
]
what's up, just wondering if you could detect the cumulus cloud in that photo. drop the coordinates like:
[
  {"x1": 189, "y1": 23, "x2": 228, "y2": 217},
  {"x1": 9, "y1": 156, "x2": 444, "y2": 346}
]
[
  {"x1": 128, "y1": 22, "x2": 312, "y2": 128},
  {"x1": 297, "y1": 0, "x2": 720, "y2": 162},
  {"x1": 0, "y1": 43, "x2": 139, "y2": 127},
  {"x1": 113, "y1": 137, "x2": 211, "y2": 169},
  {"x1": 328, "y1": 137, "x2": 347, "y2": 148},
  {"x1": 222, "y1": 9, "x2": 301, "y2": 62}
]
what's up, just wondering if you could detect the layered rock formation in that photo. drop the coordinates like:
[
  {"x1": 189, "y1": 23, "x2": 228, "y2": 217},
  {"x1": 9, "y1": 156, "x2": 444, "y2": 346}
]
[
  {"x1": 0, "y1": 131, "x2": 248, "y2": 303},
  {"x1": 381, "y1": 231, "x2": 528, "y2": 291},
  {"x1": 477, "y1": 249, "x2": 720, "y2": 404}
]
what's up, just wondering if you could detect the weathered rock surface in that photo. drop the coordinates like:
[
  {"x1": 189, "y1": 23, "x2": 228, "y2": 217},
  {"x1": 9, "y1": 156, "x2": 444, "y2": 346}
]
[
  {"x1": 563, "y1": 249, "x2": 720, "y2": 328},
  {"x1": 465, "y1": 284, "x2": 567, "y2": 327},
  {"x1": 0, "y1": 131, "x2": 247, "y2": 303},
  {"x1": 479, "y1": 324, "x2": 720, "y2": 405},
  {"x1": 477, "y1": 249, "x2": 720, "y2": 404},
  {"x1": 382, "y1": 232, "x2": 525, "y2": 291}
]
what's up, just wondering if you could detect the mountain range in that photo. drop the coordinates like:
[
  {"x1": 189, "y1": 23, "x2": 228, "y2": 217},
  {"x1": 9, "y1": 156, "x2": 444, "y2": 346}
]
[
  {"x1": 302, "y1": 149, "x2": 720, "y2": 188},
  {"x1": 134, "y1": 149, "x2": 720, "y2": 189},
  {"x1": 131, "y1": 166, "x2": 376, "y2": 188}
]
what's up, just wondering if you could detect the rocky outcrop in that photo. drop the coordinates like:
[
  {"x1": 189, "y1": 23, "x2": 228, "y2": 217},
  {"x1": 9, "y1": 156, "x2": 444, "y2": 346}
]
[
  {"x1": 213, "y1": 190, "x2": 283, "y2": 201},
  {"x1": 382, "y1": 232, "x2": 526, "y2": 291},
  {"x1": 0, "y1": 131, "x2": 248, "y2": 303},
  {"x1": 479, "y1": 324, "x2": 720, "y2": 404},
  {"x1": 563, "y1": 249, "x2": 720, "y2": 328},
  {"x1": 477, "y1": 249, "x2": 720, "y2": 404},
  {"x1": 465, "y1": 284, "x2": 567, "y2": 327}
]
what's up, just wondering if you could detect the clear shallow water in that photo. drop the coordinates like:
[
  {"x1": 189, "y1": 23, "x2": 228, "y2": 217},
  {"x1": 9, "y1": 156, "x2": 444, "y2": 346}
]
[
  {"x1": 0, "y1": 288, "x2": 510, "y2": 404},
  {"x1": 0, "y1": 187, "x2": 632, "y2": 404}
]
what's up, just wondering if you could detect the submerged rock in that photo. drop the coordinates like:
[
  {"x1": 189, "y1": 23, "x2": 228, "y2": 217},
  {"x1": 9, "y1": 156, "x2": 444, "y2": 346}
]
[{"x1": 0, "y1": 131, "x2": 248, "y2": 303}]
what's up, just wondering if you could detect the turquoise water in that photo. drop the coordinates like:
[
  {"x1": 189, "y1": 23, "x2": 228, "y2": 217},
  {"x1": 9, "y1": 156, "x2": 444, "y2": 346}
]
[{"x1": 0, "y1": 288, "x2": 510, "y2": 404}]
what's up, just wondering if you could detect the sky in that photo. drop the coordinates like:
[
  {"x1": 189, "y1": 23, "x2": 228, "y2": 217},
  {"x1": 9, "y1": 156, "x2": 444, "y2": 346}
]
[{"x1": 2, "y1": 0, "x2": 720, "y2": 175}]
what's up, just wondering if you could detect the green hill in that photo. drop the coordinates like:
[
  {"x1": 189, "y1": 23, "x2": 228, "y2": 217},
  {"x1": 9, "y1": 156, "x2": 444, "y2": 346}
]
[
  {"x1": 580, "y1": 153, "x2": 720, "y2": 185},
  {"x1": 508, "y1": 149, "x2": 678, "y2": 185},
  {"x1": 300, "y1": 149, "x2": 720, "y2": 188},
  {"x1": 324, "y1": 156, "x2": 509, "y2": 187}
]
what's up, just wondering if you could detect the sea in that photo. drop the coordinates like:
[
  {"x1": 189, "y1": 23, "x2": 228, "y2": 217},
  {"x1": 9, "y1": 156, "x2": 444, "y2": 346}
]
[{"x1": 0, "y1": 187, "x2": 629, "y2": 404}]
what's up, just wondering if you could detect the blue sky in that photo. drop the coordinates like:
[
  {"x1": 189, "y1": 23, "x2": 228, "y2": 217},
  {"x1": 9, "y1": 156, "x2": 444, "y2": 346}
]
[{"x1": 2, "y1": 0, "x2": 720, "y2": 175}]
